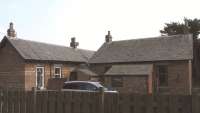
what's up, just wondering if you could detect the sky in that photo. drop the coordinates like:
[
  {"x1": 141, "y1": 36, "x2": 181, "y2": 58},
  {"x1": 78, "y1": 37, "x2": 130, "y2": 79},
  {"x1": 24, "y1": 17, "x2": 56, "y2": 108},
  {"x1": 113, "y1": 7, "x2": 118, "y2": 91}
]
[{"x1": 0, "y1": 0, "x2": 200, "y2": 50}]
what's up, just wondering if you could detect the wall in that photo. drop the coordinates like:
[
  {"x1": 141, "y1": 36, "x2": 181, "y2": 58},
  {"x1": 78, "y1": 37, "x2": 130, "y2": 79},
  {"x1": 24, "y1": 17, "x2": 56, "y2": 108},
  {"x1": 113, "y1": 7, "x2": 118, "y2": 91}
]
[
  {"x1": 104, "y1": 76, "x2": 148, "y2": 94},
  {"x1": 166, "y1": 61, "x2": 190, "y2": 94},
  {"x1": 91, "y1": 61, "x2": 191, "y2": 94},
  {"x1": 77, "y1": 71, "x2": 91, "y2": 81},
  {"x1": 24, "y1": 63, "x2": 73, "y2": 90},
  {"x1": 0, "y1": 41, "x2": 25, "y2": 90},
  {"x1": 153, "y1": 61, "x2": 191, "y2": 94}
]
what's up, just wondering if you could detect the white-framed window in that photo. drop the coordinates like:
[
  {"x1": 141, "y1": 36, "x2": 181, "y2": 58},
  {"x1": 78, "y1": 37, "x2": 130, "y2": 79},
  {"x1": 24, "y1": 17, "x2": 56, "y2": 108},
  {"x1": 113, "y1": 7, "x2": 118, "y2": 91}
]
[
  {"x1": 36, "y1": 67, "x2": 44, "y2": 89},
  {"x1": 54, "y1": 66, "x2": 62, "y2": 78}
]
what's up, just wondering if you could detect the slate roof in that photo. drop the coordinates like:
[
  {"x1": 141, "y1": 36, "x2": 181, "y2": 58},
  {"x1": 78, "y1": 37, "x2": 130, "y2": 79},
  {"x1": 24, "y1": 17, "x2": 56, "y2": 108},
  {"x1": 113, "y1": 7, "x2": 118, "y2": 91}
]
[
  {"x1": 89, "y1": 34, "x2": 193, "y2": 64},
  {"x1": 69, "y1": 64, "x2": 97, "y2": 75},
  {"x1": 1, "y1": 37, "x2": 94, "y2": 63},
  {"x1": 76, "y1": 68, "x2": 97, "y2": 75},
  {"x1": 105, "y1": 64, "x2": 153, "y2": 75}
]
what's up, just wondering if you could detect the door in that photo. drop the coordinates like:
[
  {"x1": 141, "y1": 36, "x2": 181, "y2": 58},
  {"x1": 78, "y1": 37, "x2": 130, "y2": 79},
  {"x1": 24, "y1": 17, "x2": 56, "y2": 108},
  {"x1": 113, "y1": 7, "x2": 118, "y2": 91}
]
[{"x1": 36, "y1": 67, "x2": 44, "y2": 89}]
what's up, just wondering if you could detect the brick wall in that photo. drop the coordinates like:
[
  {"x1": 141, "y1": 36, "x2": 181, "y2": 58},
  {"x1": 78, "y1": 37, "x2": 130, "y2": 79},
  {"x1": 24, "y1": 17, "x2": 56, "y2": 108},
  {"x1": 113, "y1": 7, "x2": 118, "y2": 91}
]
[
  {"x1": 0, "y1": 41, "x2": 25, "y2": 90},
  {"x1": 104, "y1": 76, "x2": 148, "y2": 94},
  {"x1": 24, "y1": 63, "x2": 73, "y2": 90},
  {"x1": 167, "y1": 61, "x2": 190, "y2": 94},
  {"x1": 91, "y1": 61, "x2": 191, "y2": 94},
  {"x1": 76, "y1": 71, "x2": 91, "y2": 81}
]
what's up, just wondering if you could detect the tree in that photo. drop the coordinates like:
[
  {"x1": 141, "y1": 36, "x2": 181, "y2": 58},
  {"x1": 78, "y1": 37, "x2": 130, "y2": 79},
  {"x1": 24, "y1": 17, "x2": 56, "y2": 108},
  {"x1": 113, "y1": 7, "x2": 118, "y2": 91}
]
[
  {"x1": 161, "y1": 18, "x2": 200, "y2": 86},
  {"x1": 160, "y1": 18, "x2": 200, "y2": 39}
]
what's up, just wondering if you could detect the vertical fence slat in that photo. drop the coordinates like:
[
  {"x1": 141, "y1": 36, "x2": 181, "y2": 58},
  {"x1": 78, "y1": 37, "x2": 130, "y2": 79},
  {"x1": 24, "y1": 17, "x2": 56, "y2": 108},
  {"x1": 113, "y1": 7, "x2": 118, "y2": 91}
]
[
  {"x1": 56, "y1": 91, "x2": 64, "y2": 113},
  {"x1": 0, "y1": 90, "x2": 2, "y2": 113},
  {"x1": 2, "y1": 90, "x2": 8, "y2": 113},
  {"x1": 73, "y1": 91, "x2": 81, "y2": 113},
  {"x1": 25, "y1": 91, "x2": 32, "y2": 113},
  {"x1": 48, "y1": 91, "x2": 57, "y2": 113},
  {"x1": 7, "y1": 90, "x2": 13, "y2": 113},
  {"x1": 19, "y1": 90, "x2": 26, "y2": 113},
  {"x1": 63, "y1": 91, "x2": 72, "y2": 113},
  {"x1": 42, "y1": 91, "x2": 48, "y2": 113},
  {"x1": 13, "y1": 91, "x2": 19, "y2": 113},
  {"x1": 36, "y1": 91, "x2": 42, "y2": 113}
]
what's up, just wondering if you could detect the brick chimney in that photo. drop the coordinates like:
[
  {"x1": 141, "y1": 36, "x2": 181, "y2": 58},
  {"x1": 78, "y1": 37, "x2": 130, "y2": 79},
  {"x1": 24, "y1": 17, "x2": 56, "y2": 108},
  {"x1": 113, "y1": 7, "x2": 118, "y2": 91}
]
[
  {"x1": 7, "y1": 22, "x2": 16, "y2": 38},
  {"x1": 70, "y1": 37, "x2": 79, "y2": 49},
  {"x1": 105, "y1": 31, "x2": 112, "y2": 43}
]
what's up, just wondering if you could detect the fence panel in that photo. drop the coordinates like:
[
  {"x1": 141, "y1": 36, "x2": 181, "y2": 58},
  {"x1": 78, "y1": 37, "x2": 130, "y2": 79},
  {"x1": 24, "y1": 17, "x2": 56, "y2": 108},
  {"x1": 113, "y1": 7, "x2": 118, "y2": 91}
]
[
  {"x1": 25, "y1": 91, "x2": 33, "y2": 113},
  {"x1": 63, "y1": 91, "x2": 72, "y2": 113},
  {"x1": 192, "y1": 95, "x2": 200, "y2": 113},
  {"x1": 0, "y1": 89, "x2": 199, "y2": 113},
  {"x1": 48, "y1": 91, "x2": 57, "y2": 113},
  {"x1": 19, "y1": 90, "x2": 26, "y2": 113},
  {"x1": 80, "y1": 92, "x2": 90, "y2": 113}
]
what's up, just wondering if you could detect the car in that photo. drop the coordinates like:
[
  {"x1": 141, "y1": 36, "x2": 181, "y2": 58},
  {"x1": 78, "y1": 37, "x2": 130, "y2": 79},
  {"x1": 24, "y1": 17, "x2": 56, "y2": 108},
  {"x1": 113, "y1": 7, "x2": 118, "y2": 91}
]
[{"x1": 62, "y1": 81, "x2": 117, "y2": 93}]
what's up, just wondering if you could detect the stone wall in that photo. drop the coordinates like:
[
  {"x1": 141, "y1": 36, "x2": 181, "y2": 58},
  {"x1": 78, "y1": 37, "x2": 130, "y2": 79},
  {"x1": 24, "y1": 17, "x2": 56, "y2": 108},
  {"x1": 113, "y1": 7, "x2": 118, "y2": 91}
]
[
  {"x1": 104, "y1": 76, "x2": 148, "y2": 94},
  {"x1": 91, "y1": 61, "x2": 191, "y2": 94},
  {"x1": 0, "y1": 41, "x2": 25, "y2": 90},
  {"x1": 24, "y1": 63, "x2": 73, "y2": 90}
]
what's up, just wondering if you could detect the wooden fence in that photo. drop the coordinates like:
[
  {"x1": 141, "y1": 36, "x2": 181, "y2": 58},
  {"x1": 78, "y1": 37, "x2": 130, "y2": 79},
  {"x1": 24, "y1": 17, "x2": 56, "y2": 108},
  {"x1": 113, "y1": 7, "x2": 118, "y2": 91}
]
[{"x1": 0, "y1": 89, "x2": 200, "y2": 113}]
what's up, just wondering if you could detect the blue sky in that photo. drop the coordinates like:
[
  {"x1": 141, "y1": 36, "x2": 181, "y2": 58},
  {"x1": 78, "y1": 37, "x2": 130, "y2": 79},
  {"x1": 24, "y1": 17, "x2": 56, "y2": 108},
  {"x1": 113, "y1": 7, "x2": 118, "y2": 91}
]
[{"x1": 0, "y1": 0, "x2": 200, "y2": 50}]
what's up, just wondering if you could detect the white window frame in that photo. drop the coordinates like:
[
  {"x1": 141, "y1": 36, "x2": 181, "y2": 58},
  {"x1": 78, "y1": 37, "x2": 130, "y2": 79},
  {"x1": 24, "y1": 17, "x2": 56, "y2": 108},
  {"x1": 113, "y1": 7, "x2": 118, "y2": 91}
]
[
  {"x1": 36, "y1": 67, "x2": 45, "y2": 89},
  {"x1": 54, "y1": 66, "x2": 62, "y2": 78}
]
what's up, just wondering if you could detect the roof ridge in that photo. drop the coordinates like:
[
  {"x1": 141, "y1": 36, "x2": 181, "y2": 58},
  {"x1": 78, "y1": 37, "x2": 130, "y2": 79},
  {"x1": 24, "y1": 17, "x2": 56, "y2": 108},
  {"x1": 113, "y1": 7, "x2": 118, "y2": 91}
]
[
  {"x1": 8, "y1": 37, "x2": 71, "y2": 48},
  {"x1": 111, "y1": 34, "x2": 192, "y2": 43},
  {"x1": 5, "y1": 36, "x2": 94, "y2": 62},
  {"x1": 8, "y1": 37, "x2": 96, "y2": 52}
]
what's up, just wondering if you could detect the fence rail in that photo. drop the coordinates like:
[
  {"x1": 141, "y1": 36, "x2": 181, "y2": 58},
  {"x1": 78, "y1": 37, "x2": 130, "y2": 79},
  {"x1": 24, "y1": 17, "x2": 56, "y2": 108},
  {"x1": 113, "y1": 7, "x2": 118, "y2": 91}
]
[{"x1": 0, "y1": 89, "x2": 199, "y2": 113}]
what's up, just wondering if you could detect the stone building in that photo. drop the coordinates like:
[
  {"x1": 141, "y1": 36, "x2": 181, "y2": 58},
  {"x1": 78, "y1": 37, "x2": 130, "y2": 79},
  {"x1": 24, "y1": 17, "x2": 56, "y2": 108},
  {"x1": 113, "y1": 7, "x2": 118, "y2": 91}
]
[
  {"x1": 0, "y1": 23, "x2": 96, "y2": 90},
  {"x1": 89, "y1": 31, "x2": 194, "y2": 94}
]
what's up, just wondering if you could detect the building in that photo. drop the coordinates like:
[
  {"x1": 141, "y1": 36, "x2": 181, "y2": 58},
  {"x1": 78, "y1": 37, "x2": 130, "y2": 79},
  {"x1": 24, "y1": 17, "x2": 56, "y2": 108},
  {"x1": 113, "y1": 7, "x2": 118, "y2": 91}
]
[
  {"x1": 89, "y1": 31, "x2": 195, "y2": 94},
  {"x1": 0, "y1": 23, "x2": 96, "y2": 90}
]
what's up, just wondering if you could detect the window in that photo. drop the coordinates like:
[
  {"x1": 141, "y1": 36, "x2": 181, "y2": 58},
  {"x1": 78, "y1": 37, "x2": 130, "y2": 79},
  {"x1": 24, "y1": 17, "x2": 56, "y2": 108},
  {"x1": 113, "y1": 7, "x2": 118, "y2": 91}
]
[
  {"x1": 69, "y1": 72, "x2": 78, "y2": 81},
  {"x1": 54, "y1": 67, "x2": 61, "y2": 78},
  {"x1": 36, "y1": 67, "x2": 44, "y2": 89},
  {"x1": 111, "y1": 77, "x2": 123, "y2": 87},
  {"x1": 157, "y1": 65, "x2": 168, "y2": 86}
]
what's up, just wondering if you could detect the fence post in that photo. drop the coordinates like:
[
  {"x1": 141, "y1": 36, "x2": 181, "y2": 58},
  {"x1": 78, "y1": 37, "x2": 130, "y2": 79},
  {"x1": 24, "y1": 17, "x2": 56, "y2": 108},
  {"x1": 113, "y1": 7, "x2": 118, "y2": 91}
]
[
  {"x1": 99, "y1": 87, "x2": 104, "y2": 113},
  {"x1": 32, "y1": 87, "x2": 37, "y2": 113}
]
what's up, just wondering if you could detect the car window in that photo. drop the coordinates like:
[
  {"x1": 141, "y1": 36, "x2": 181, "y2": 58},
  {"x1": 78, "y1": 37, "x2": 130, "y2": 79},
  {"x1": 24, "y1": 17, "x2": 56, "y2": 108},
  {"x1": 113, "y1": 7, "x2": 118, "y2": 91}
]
[
  {"x1": 85, "y1": 83, "x2": 98, "y2": 91},
  {"x1": 63, "y1": 82, "x2": 98, "y2": 91},
  {"x1": 79, "y1": 83, "x2": 87, "y2": 90},
  {"x1": 63, "y1": 83, "x2": 79, "y2": 89}
]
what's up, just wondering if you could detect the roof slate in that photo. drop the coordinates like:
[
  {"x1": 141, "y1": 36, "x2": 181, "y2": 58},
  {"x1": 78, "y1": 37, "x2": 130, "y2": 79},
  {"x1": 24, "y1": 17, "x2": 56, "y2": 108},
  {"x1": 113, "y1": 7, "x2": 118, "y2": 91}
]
[
  {"x1": 89, "y1": 34, "x2": 193, "y2": 64},
  {"x1": 105, "y1": 64, "x2": 153, "y2": 75},
  {"x1": 3, "y1": 37, "x2": 94, "y2": 63}
]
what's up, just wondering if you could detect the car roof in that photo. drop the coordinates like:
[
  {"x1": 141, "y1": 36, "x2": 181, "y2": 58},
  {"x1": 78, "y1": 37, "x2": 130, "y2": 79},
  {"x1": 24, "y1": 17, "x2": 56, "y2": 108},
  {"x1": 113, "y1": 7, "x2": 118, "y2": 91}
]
[{"x1": 64, "y1": 81, "x2": 103, "y2": 88}]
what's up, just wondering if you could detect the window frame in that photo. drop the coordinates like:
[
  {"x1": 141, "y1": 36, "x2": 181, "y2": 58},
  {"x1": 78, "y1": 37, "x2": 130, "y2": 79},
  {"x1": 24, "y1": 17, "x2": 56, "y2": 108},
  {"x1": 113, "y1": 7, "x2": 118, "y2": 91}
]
[
  {"x1": 157, "y1": 65, "x2": 168, "y2": 87},
  {"x1": 36, "y1": 66, "x2": 45, "y2": 89},
  {"x1": 53, "y1": 66, "x2": 62, "y2": 78}
]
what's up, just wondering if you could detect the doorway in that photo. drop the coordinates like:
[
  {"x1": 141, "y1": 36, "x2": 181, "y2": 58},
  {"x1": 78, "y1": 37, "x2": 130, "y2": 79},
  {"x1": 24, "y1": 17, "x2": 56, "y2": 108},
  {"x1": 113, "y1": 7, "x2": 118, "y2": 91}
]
[{"x1": 36, "y1": 67, "x2": 44, "y2": 89}]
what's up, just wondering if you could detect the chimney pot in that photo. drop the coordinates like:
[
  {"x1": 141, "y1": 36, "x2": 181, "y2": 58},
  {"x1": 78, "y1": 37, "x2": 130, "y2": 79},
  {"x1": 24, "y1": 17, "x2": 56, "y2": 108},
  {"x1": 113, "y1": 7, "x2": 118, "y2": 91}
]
[
  {"x1": 70, "y1": 37, "x2": 79, "y2": 49},
  {"x1": 7, "y1": 22, "x2": 16, "y2": 38},
  {"x1": 105, "y1": 30, "x2": 112, "y2": 43}
]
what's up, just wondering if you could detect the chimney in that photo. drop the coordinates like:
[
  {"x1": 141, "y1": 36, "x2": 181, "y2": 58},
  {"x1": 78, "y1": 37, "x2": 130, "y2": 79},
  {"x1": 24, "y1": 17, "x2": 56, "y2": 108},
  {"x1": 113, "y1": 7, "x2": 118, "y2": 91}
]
[
  {"x1": 70, "y1": 37, "x2": 79, "y2": 49},
  {"x1": 105, "y1": 31, "x2": 112, "y2": 43},
  {"x1": 7, "y1": 22, "x2": 16, "y2": 38}
]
